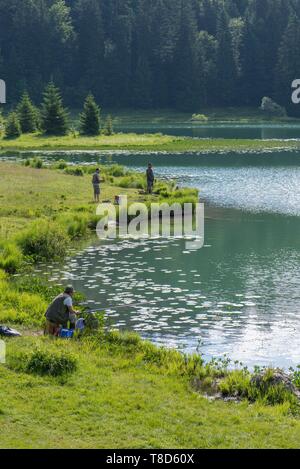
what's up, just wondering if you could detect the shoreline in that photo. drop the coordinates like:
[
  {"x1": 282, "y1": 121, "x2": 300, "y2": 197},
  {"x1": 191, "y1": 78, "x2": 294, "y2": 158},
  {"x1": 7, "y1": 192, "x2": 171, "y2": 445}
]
[
  {"x1": 1, "y1": 162, "x2": 300, "y2": 447},
  {"x1": 1, "y1": 133, "x2": 300, "y2": 153}
]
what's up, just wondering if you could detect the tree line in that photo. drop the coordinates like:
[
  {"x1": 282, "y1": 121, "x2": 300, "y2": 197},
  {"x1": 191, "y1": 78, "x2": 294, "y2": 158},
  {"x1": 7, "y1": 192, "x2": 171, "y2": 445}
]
[{"x1": 1, "y1": 0, "x2": 300, "y2": 114}]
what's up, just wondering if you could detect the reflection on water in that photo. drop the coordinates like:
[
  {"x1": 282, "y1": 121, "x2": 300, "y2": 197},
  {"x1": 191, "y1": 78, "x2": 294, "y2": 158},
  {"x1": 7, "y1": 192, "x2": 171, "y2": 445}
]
[{"x1": 43, "y1": 210, "x2": 300, "y2": 368}]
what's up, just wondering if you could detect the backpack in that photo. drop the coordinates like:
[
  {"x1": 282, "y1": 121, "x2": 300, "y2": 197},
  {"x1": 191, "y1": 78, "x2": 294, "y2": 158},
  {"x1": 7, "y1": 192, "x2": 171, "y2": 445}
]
[{"x1": 0, "y1": 326, "x2": 22, "y2": 337}]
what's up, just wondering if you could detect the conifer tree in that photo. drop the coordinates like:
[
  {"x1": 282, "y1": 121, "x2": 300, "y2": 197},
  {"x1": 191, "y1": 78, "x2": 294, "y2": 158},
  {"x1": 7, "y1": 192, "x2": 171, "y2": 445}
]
[
  {"x1": 80, "y1": 94, "x2": 101, "y2": 136},
  {"x1": 172, "y1": 1, "x2": 198, "y2": 111},
  {"x1": 5, "y1": 112, "x2": 22, "y2": 138},
  {"x1": 17, "y1": 92, "x2": 37, "y2": 133},
  {"x1": 41, "y1": 82, "x2": 69, "y2": 136},
  {"x1": 102, "y1": 114, "x2": 114, "y2": 136}
]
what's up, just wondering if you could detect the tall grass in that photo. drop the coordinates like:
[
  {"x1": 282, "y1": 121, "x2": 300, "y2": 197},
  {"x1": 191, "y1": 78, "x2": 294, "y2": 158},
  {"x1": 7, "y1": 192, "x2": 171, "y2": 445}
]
[
  {"x1": 0, "y1": 241, "x2": 23, "y2": 273},
  {"x1": 16, "y1": 220, "x2": 69, "y2": 261},
  {"x1": 0, "y1": 269, "x2": 47, "y2": 325},
  {"x1": 219, "y1": 369, "x2": 299, "y2": 407}
]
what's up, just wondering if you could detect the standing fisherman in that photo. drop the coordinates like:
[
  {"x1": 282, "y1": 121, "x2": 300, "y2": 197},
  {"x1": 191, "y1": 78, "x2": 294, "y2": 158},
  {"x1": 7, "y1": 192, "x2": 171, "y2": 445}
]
[
  {"x1": 146, "y1": 163, "x2": 155, "y2": 194},
  {"x1": 92, "y1": 168, "x2": 101, "y2": 203}
]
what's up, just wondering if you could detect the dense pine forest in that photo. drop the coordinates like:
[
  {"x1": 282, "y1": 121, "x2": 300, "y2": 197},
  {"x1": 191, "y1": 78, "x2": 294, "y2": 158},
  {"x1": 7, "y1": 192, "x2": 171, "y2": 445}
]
[{"x1": 0, "y1": 0, "x2": 300, "y2": 114}]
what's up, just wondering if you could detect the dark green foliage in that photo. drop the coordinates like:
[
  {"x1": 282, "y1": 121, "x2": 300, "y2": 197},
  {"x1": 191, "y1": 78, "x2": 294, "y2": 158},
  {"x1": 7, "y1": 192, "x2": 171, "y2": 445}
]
[
  {"x1": 41, "y1": 82, "x2": 69, "y2": 136},
  {"x1": 216, "y1": 8, "x2": 237, "y2": 106},
  {"x1": 16, "y1": 220, "x2": 69, "y2": 261},
  {"x1": 5, "y1": 112, "x2": 22, "y2": 139},
  {"x1": 0, "y1": 0, "x2": 298, "y2": 113},
  {"x1": 64, "y1": 167, "x2": 84, "y2": 176},
  {"x1": 80, "y1": 94, "x2": 101, "y2": 135},
  {"x1": 275, "y1": 14, "x2": 300, "y2": 116},
  {"x1": 17, "y1": 92, "x2": 38, "y2": 133}
]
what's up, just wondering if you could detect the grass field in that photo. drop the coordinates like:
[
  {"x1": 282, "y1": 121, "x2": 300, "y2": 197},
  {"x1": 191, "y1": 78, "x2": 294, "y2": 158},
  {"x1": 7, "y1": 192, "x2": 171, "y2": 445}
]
[
  {"x1": 1, "y1": 132, "x2": 300, "y2": 153},
  {"x1": 1, "y1": 335, "x2": 300, "y2": 449},
  {"x1": 1, "y1": 162, "x2": 300, "y2": 449},
  {"x1": 0, "y1": 162, "x2": 143, "y2": 238}
]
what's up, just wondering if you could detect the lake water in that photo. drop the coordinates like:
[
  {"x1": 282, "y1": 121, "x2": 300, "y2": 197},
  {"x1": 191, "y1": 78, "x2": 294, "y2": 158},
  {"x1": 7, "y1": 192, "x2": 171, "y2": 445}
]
[
  {"x1": 115, "y1": 123, "x2": 300, "y2": 140},
  {"x1": 27, "y1": 148, "x2": 300, "y2": 369}
]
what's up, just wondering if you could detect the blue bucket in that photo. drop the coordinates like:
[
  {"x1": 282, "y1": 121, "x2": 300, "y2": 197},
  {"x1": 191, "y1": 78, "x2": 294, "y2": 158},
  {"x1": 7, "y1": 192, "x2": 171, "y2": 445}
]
[{"x1": 59, "y1": 329, "x2": 74, "y2": 339}]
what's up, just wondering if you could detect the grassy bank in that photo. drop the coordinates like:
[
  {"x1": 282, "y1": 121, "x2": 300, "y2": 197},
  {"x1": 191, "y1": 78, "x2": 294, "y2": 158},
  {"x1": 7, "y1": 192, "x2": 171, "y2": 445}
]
[
  {"x1": 1, "y1": 332, "x2": 300, "y2": 449},
  {"x1": 0, "y1": 161, "x2": 198, "y2": 324},
  {"x1": 1, "y1": 162, "x2": 300, "y2": 449},
  {"x1": 1, "y1": 132, "x2": 300, "y2": 153}
]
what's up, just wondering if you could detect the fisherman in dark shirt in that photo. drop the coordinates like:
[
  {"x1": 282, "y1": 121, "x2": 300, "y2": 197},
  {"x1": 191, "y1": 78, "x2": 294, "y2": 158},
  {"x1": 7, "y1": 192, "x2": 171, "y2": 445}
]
[
  {"x1": 44, "y1": 286, "x2": 80, "y2": 336},
  {"x1": 146, "y1": 163, "x2": 155, "y2": 194}
]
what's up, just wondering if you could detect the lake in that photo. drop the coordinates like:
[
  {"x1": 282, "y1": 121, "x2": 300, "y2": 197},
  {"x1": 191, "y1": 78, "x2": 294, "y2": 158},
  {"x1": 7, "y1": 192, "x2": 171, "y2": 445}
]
[
  {"x1": 115, "y1": 122, "x2": 300, "y2": 140},
  {"x1": 27, "y1": 148, "x2": 300, "y2": 369}
]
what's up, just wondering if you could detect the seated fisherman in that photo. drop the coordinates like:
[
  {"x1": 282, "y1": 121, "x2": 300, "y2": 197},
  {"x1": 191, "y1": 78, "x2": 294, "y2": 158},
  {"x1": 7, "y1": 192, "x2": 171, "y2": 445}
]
[{"x1": 45, "y1": 286, "x2": 80, "y2": 336}]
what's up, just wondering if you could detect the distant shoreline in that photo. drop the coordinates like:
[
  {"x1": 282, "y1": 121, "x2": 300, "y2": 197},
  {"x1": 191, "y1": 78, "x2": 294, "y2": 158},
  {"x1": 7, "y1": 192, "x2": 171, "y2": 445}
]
[{"x1": 1, "y1": 132, "x2": 300, "y2": 153}]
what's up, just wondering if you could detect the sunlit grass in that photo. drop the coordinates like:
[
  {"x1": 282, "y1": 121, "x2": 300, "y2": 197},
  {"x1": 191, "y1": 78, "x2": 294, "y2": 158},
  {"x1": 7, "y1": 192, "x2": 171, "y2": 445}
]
[
  {"x1": 0, "y1": 131, "x2": 300, "y2": 152},
  {"x1": 1, "y1": 335, "x2": 300, "y2": 449}
]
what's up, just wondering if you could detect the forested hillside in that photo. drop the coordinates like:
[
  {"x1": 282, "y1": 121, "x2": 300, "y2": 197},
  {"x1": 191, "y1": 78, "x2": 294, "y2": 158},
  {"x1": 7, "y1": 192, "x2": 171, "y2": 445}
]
[{"x1": 0, "y1": 0, "x2": 300, "y2": 113}]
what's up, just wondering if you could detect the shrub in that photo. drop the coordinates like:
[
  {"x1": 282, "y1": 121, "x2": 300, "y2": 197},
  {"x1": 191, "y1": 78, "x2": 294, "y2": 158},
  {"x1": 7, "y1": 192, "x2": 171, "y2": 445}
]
[
  {"x1": 192, "y1": 113, "x2": 208, "y2": 122},
  {"x1": 0, "y1": 241, "x2": 23, "y2": 273},
  {"x1": 22, "y1": 157, "x2": 43, "y2": 169},
  {"x1": 64, "y1": 214, "x2": 89, "y2": 239},
  {"x1": 219, "y1": 369, "x2": 298, "y2": 406},
  {"x1": 106, "y1": 164, "x2": 126, "y2": 177},
  {"x1": 64, "y1": 167, "x2": 84, "y2": 177},
  {"x1": 30, "y1": 157, "x2": 43, "y2": 169},
  {"x1": 54, "y1": 160, "x2": 68, "y2": 170},
  {"x1": 116, "y1": 175, "x2": 145, "y2": 189},
  {"x1": 16, "y1": 220, "x2": 69, "y2": 261},
  {"x1": 11, "y1": 349, "x2": 78, "y2": 377}
]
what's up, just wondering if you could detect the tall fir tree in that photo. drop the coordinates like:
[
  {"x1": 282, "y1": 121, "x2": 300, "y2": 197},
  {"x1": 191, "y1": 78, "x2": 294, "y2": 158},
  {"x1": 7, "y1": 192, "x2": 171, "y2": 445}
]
[
  {"x1": 17, "y1": 92, "x2": 37, "y2": 133},
  {"x1": 196, "y1": 31, "x2": 218, "y2": 106},
  {"x1": 5, "y1": 111, "x2": 22, "y2": 139},
  {"x1": 0, "y1": 0, "x2": 299, "y2": 112},
  {"x1": 41, "y1": 82, "x2": 69, "y2": 135},
  {"x1": 73, "y1": 0, "x2": 104, "y2": 103},
  {"x1": 216, "y1": 7, "x2": 237, "y2": 106},
  {"x1": 80, "y1": 94, "x2": 101, "y2": 135}
]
